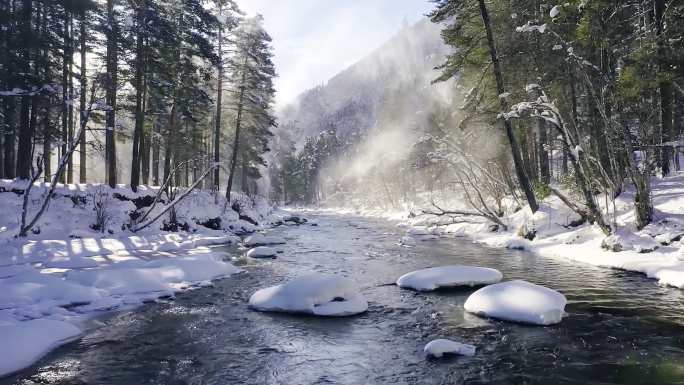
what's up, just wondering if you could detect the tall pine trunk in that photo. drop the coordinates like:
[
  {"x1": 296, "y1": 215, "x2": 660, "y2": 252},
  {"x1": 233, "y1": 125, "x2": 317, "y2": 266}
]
[
  {"x1": 655, "y1": 0, "x2": 672, "y2": 176},
  {"x1": 105, "y1": 0, "x2": 118, "y2": 187},
  {"x1": 537, "y1": 119, "x2": 550, "y2": 184},
  {"x1": 16, "y1": 0, "x2": 32, "y2": 180},
  {"x1": 60, "y1": 8, "x2": 69, "y2": 184},
  {"x1": 130, "y1": 0, "x2": 146, "y2": 192},
  {"x1": 477, "y1": 0, "x2": 538, "y2": 213},
  {"x1": 141, "y1": 70, "x2": 150, "y2": 185},
  {"x1": 79, "y1": 10, "x2": 87, "y2": 182},
  {"x1": 3, "y1": 99, "x2": 15, "y2": 179},
  {"x1": 225, "y1": 64, "x2": 247, "y2": 203},
  {"x1": 67, "y1": 13, "x2": 74, "y2": 183},
  {"x1": 152, "y1": 119, "x2": 160, "y2": 185},
  {"x1": 213, "y1": 18, "x2": 223, "y2": 191}
]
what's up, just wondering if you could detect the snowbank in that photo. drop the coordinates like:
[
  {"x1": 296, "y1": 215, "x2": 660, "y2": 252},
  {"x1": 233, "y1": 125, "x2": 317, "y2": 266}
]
[
  {"x1": 424, "y1": 339, "x2": 476, "y2": 358},
  {"x1": 246, "y1": 246, "x2": 278, "y2": 258},
  {"x1": 248, "y1": 274, "x2": 368, "y2": 316},
  {"x1": 0, "y1": 319, "x2": 82, "y2": 377},
  {"x1": 396, "y1": 266, "x2": 502, "y2": 291},
  {"x1": 464, "y1": 280, "x2": 566, "y2": 325},
  {"x1": 0, "y1": 180, "x2": 279, "y2": 377}
]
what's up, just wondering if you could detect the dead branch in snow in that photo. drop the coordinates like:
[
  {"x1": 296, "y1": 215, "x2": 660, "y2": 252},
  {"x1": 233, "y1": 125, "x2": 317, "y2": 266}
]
[{"x1": 131, "y1": 163, "x2": 221, "y2": 232}]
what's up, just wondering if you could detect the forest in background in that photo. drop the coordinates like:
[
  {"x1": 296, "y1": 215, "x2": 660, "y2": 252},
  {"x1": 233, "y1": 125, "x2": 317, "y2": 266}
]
[
  {"x1": 0, "y1": 0, "x2": 276, "y2": 200},
  {"x1": 274, "y1": 0, "x2": 684, "y2": 235}
]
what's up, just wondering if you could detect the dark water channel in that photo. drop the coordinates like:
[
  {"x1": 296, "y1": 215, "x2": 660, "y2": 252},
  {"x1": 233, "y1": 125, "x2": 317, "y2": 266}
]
[{"x1": 5, "y1": 212, "x2": 684, "y2": 384}]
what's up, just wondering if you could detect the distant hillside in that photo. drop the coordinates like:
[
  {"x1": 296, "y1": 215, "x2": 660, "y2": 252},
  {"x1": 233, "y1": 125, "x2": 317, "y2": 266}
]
[{"x1": 278, "y1": 18, "x2": 454, "y2": 146}]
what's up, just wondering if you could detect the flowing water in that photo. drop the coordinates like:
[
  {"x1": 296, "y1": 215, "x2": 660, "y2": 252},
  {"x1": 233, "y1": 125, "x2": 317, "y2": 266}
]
[{"x1": 4, "y1": 212, "x2": 684, "y2": 385}]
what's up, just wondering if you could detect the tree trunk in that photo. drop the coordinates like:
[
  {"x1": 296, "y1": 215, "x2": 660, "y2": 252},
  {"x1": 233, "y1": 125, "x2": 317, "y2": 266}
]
[
  {"x1": 163, "y1": 102, "x2": 177, "y2": 191},
  {"x1": 213, "y1": 17, "x2": 223, "y2": 191},
  {"x1": 105, "y1": 0, "x2": 117, "y2": 187},
  {"x1": 4, "y1": 97, "x2": 16, "y2": 179},
  {"x1": 225, "y1": 57, "x2": 247, "y2": 203},
  {"x1": 59, "y1": 8, "x2": 69, "y2": 184},
  {"x1": 477, "y1": 0, "x2": 538, "y2": 213},
  {"x1": 152, "y1": 119, "x2": 160, "y2": 185},
  {"x1": 141, "y1": 71, "x2": 150, "y2": 185},
  {"x1": 537, "y1": 118, "x2": 550, "y2": 184},
  {"x1": 79, "y1": 10, "x2": 87, "y2": 182},
  {"x1": 15, "y1": 0, "x2": 32, "y2": 180},
  {"x1": 674, "y1": 91, "x2": 682, "y2": 171},
  {"x1": 67, "y1": 13, "x2": 74, "y2": 183},
  {"x1": 130, "y1": 0, "x2": 146, "y2": 192},
  {"x1": 655, "y1": 0, "x2": 672, "y2": 176}
]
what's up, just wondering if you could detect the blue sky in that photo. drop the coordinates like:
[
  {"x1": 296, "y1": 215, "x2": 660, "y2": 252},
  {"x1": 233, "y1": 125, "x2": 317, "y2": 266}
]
[{"x1": 240, "y1": 0, "x2": 435, "y2": 108}]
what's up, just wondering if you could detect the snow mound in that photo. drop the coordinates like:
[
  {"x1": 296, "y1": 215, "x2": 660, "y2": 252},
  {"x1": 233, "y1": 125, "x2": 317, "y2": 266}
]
[
  {"x1": 406, "y1": 226, "x2": 433, "y2": 236},
  {"x1": 246, "y1": 246, "x2": 277, "y2": 258},
  {"x1": 0, "y1": 270, "x2": 100, "y2": 308},
  {"x1": 424, "y1": 339, "x2": 476, "y2": 358},
  {"x1": 244, "y1": 233, "x2": 286, "y2": 247},
  {"x1": 405, "y1": 226, "x2": 439, "y2": 240},
  {"x1": 504, "y1": 237, "x2": 532, "y2": 251},
  {"x1": 464, "y1": 280, "x2": 566, "y2": 325},
  {"x1": 248, "y1": 274, "x2": 368, "y2": 316},
  {"x1": 67, "y1": 253, "x2": 241, "y2": 298},
  {"x1": 0, "y1": 319, "x2": 82, "y2": 376},
  {"x1": 397, "y1": 266, "x2": 503, "y2": 291}
]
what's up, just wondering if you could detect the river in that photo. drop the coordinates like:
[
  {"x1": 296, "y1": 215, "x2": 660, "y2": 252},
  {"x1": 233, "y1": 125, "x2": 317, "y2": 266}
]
[{"x1": 5, "y1": 212, "x2": 684, "y2": 384}]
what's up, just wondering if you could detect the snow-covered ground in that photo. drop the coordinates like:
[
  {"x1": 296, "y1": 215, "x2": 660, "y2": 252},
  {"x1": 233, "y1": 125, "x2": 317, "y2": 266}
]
[
  {"x1": 315, "y1": 173, "x2": 684, "y2": 291},
  {"x1": 0, "y1": 180, "x2": 288, "y2": 377}
]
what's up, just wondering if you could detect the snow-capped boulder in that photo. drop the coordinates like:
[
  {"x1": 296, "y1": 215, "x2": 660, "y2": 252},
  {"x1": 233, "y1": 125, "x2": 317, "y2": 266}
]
[
  {"x1": 464, "y1": 280, "x2": 566, "y2": 325},
  {"x1": 243, "y1": 233, "x2": 286, "y2": 247},
  {"x1": 505, "y1": 237, "x2": 533, "y2": 251},
  {"x1": 397, "y1": 266, "x2": 503, "y2": 291},
  {"x1": 406, "y1": 226, "x2": 433, "y2": 236},
  {"x1": 246, "y1": 246, "x2": 277, "y2": 259},
  {"x1": 248, "y1": 274, "x2": 368, "y2": 316},
  {"x1": 424, "y1": 339, "x2": 476, "y2": 358},
  {"x1": 405, "y1": 226, "x2": 439, "y2": 240}
]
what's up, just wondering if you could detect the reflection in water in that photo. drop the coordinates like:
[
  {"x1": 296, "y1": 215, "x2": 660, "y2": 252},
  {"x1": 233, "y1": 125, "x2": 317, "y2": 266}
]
[{"x1": 5, "y1": 212, "x2": 684, "y2": 385}]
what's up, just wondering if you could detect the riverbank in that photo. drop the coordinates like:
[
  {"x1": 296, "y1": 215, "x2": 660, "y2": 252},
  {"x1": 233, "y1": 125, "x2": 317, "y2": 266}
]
[
  {"x1": 0, "y1": 180, "x2": 286, "y2": 377},
  {"x1": 320, "y1": 173, "x2": 684, "y2": 291}
]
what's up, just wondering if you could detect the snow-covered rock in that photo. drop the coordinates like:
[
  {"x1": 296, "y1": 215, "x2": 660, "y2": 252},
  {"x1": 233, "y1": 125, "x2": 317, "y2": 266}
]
[
  {"x1": 464, "y1": 280, "x2": 566, "y2": 325},
  {"x1": 424, "y1": 339, "x2": 476, "y2": 358},
  {"x1": 0, "y1": 319, "x2": 82, "y2": 376},
  {"x1": 396, "y1": 266, "x2": 502, "y2": 291},
  {"x1": 249, "y1": 274, "x2": 368, "y2": 316},
  {"x1": 243, "y1": 233, "x2": 286, "y2": 247},
  {"x1": 406, "y1": 226, "x2": 433, "y2": 236},
  {"x1": 505, "y1": 237, "x2": 533, "y2": 251},
  {"x1": 405, "y1": 226, "x2": 439, "y2": 240},
  {"x1": 246, "y1": 246, "x2": 278, "y2": 258}
]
